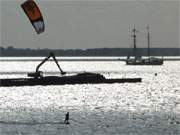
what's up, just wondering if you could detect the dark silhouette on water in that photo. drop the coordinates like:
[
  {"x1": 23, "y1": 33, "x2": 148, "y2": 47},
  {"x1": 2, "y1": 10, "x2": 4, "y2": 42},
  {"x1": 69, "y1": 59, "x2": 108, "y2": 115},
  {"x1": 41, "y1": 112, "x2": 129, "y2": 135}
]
[
  {"x1": 0, "y1": 52, "x2": 142, "y2": 87},
  {"x1": 64, "y1": 112, "x2": 70, "y2": 124},
  {"x1": 27, "y1": 52, "x2": 66, "y2": 78}
]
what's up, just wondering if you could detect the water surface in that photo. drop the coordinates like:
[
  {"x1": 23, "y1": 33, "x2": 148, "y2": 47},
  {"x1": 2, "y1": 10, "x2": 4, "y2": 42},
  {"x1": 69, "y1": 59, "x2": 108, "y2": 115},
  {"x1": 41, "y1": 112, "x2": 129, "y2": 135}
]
[{"x1": 0, "y1": 57, "x2": 180, "y2": 135}]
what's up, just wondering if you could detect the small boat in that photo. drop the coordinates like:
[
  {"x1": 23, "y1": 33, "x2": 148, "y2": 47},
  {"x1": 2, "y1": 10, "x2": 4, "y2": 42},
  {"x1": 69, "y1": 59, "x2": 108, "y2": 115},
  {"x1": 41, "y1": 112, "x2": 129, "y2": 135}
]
[
  {"x1": 0, "y1": 53, "x2": 141, "y2": 87},
  {"x1": 126, "y1": 26, "x2": 163, "y2": 65}
]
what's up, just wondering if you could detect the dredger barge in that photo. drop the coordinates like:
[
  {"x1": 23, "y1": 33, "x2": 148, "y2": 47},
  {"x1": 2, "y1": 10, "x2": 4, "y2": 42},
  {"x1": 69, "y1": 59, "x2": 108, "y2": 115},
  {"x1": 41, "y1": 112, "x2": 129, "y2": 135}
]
[{"x1": 0, "y1": 53, "x2": 141, "y2": 87}]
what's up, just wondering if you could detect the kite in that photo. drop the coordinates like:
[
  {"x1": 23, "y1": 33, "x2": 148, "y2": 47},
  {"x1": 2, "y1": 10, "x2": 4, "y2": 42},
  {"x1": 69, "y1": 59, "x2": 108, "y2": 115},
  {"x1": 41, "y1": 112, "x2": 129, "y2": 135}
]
[{"x1": 21, "y1": 0, "x2": 45, "y2": 34}]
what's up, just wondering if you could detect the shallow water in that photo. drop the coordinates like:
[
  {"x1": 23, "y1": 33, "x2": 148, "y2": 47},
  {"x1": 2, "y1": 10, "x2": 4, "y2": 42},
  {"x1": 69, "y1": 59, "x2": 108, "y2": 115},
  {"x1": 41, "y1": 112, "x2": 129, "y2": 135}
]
[{"x1": 0, "y1": 58, "x2": 180, "y2": 135}]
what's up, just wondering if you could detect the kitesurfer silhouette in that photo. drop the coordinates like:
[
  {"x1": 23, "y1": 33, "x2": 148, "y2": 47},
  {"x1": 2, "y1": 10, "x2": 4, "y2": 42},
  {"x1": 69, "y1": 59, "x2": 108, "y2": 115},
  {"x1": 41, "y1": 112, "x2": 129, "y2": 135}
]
[{"x1": 64, "y1": 112, "x2": 69, "y2": 124}]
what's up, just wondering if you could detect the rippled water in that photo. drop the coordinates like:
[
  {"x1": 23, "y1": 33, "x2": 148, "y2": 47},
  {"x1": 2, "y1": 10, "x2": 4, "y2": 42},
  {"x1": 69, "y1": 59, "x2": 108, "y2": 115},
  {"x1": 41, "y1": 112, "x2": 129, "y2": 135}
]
[{"x1": 0, "y1": 57, "x2": 180, "y2": 135}]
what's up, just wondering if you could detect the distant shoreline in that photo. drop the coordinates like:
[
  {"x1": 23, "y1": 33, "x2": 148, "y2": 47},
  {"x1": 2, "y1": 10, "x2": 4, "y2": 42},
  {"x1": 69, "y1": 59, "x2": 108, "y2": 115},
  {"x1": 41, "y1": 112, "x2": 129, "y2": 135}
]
[
  {"x1": 1, "y1": 47, "x2": 180, "y2": 57},
  {"x1": 0, "y1": 57, "x2": 180, "y2": 61}
]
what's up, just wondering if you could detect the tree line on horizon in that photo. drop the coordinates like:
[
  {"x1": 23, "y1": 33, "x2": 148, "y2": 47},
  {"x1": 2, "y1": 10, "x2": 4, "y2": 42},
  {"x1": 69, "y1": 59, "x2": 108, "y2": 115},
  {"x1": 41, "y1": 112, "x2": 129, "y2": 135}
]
[{"x1": 0, "y1": 46, "x2": 179, "y2": 56}]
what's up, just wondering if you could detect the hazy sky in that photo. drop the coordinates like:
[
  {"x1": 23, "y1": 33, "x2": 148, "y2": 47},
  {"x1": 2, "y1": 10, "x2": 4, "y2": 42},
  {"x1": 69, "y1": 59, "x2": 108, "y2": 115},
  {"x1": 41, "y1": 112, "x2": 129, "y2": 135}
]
[{"x1": 1, "y1": 0, "x2": 179, "y2": 49}]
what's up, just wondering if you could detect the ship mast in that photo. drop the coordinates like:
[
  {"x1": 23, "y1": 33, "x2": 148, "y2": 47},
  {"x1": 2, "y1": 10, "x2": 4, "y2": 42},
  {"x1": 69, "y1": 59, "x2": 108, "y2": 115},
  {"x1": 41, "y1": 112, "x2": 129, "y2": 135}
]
[
  {"x1": 132, "y1": 26, "x2": 138, "y2": 59},
  {"x1": 147, "y1": 25, "x2": 150, "y2": 58}
]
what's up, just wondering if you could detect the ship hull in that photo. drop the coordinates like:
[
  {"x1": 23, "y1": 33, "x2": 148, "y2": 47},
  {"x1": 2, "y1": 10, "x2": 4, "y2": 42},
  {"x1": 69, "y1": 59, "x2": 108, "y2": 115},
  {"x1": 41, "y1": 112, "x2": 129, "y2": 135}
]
[
  {"x1": 126, "y1": 58, "x2": 163, "y2": 65},
  {"x1": 126, "y1": 61, "x2": 163, "y2": 65}
]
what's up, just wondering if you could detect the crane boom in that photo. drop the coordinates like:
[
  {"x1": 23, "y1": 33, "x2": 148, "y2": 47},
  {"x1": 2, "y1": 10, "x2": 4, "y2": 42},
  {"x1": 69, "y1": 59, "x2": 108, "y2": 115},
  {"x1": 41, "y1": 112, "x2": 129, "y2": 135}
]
[{"x1": 28, "y1": 52, "x2": 66, "y2": 78}]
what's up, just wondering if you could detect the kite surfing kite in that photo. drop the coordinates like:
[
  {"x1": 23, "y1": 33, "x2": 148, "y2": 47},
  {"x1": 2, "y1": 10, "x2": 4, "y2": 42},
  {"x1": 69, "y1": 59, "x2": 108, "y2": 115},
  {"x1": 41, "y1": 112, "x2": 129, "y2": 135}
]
[{"x1": 21, "y1": 0, "x2": 45, "y2": 34}]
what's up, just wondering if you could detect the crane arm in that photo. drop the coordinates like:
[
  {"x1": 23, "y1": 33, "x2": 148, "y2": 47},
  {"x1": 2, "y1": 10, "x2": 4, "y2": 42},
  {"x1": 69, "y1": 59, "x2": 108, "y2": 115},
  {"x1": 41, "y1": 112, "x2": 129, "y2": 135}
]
[
  {"x1": 35, "y1": 55, "x2": 51, "y2": 73},
  {"x1": 28, "y1": 52, "x2": 66, "y2": 78},
  {"x1": 51, "y1": 52, "x2": 66, "y2": 75}
]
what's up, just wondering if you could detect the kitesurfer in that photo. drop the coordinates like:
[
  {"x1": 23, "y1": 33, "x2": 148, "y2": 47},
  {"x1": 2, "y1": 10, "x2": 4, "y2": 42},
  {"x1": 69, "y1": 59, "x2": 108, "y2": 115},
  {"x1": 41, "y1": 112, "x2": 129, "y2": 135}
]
[{"x1": 64, "y1": 112, "x2": 69, "y2": 124}]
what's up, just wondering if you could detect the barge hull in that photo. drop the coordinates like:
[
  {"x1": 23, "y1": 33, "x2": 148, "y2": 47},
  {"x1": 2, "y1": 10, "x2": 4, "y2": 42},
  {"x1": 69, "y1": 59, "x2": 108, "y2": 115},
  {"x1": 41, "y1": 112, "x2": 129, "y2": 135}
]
[{"x1": 0, "y1": 77, "x2": 141, "y2": 87}]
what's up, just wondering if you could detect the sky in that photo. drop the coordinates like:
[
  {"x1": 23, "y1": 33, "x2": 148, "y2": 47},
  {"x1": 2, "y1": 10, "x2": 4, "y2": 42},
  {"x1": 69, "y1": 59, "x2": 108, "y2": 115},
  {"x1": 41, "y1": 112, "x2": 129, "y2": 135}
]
[{"x1": 0, "y1": 0, "x2": 179, "y2": 49}]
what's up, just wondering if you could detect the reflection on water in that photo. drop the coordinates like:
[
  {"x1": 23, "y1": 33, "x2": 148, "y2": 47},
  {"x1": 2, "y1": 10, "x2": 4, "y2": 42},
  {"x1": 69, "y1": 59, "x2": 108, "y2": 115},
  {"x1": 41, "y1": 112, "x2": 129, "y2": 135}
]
[{"x1": 0, "y1": 58, "x2": 180, "y2": 135}]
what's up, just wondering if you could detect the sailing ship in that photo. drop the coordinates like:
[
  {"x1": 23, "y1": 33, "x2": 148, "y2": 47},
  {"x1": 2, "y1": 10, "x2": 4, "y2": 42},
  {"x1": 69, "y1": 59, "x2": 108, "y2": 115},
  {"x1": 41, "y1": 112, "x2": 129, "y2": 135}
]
[{"x1": 126, "y1": 26, "x2": 163, "y2": 65}]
